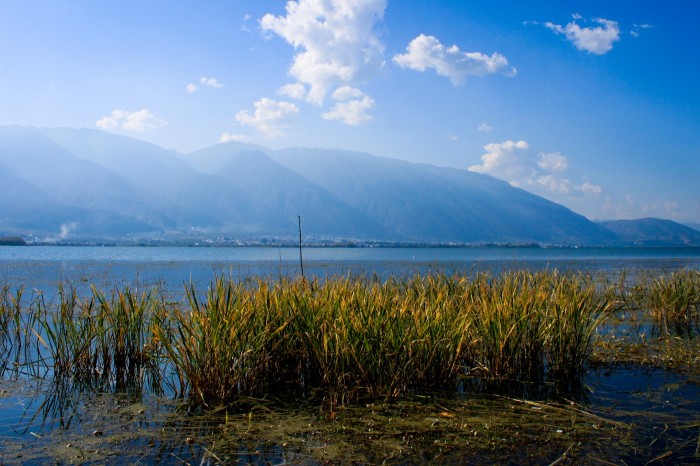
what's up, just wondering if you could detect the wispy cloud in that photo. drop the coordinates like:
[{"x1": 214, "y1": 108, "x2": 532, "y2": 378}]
[
  {"x1": 235, "y1": 98, "x2": 299, "y2": 137},
  {"x1": 393, "y1": 34, "x2": 516, "y2": 85},
  {"x1": 220, "y1": 132, "x2": 248, "y2": 143},
  {"x1": 469, "y1": 140, "x2": 602, "y2": 197},
  {"x1": 544, "y1": 15, "x2": 620, "y2": 55},
  {"x1": 630, "y1": 23, "x2": 653, "y2": 38},
  {"x1": 477, "y1": 122, "x2": 494, "y2": 133},
  {"x1": 96, "y1": 109, "x2": 167, "y2": 132},
  {"x1": 260, "y1": 0, "x2": 386, "y2": 107}
]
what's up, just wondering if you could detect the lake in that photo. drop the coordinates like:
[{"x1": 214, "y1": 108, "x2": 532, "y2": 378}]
[{"x1": 2, "y1": 245, "x2": 700, "y2": 295}]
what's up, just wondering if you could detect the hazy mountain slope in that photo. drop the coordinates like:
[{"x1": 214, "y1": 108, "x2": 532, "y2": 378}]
[
  {"x1": 685, "y1": 222, "x2": 700, "y2": 232},
  {"x1": 212, "y1": 149, "x2": 389, "y2": 238},
  {"x1": 5, "y1": 125, "x2": 694, "y2": 245},
  {"x1": 35, "y1": 127, "x2": 246, "y2": 229},
  {"x1": 0, "y1": 162, "x2": 156, "y2": 237},
  {"x1": 420, "y1": 164, "x2": 617, "y2": 244},
  {"x1": 599, "y1": 218, "x2": 700, "y2": 246},
  {"x1": 183, "y1": 141, "x2": 273, "y2": 175},
  {"x1": 0, "y1": 127, "x2": 175, "y2": 231},
  {"x1": 271, "y1": 148, "x2": 618, "y2": 244}
]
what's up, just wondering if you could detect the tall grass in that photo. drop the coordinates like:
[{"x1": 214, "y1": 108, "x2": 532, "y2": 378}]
[
  {"x1": 631, "y1": 270, "x2": 700, "y2": 334},
  {"x1": 34, "y1": 285, "x2": 161, "y2": 390},
  {"x1": 157, "y1": 272, "x2": 613, "y2": 403},
  {"x1": 154, "y1": 279, "x2": 292, "y2": 403},
  {"x1": 1, "y1": 272, "x2": 617, "y2": 404}
]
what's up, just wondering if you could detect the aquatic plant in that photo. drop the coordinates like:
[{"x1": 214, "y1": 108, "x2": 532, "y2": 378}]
[
  {"x1": 0, "y1": 271, "x2": 618, "y2": 405},
  {"x1": 154, "y1": 278, "x2": 292, "y2": 403},
  {"x1": 154, "y1": 272, "x2": 611, "y2": 404},
  {"x1": 632, "y1": 270, "x2": 700, "y2": 334},
  {"x1": 34, "y1": 285, "x2": 162, "y2": 390}
]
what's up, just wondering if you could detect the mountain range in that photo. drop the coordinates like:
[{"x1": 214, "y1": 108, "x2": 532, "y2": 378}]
[{"x1": 0, "y1": 125, "x2": 697, "y2": 246}]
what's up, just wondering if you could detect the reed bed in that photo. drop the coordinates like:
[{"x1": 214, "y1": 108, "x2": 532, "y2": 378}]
[
  {"x1": 1, "y1": 272, "x2": 617, "y2": 405},
  {"x1": 630, "y1": 270, "x2": 700, "y2": 334}
]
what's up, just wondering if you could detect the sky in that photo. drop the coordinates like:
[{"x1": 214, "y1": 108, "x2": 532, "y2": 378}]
[{"x1": 1, "y1": 0, "x2": 699, "y2": 224}]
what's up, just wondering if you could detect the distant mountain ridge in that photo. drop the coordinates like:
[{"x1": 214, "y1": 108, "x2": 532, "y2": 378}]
[
  {"x1": 0, "y1": 125, "x2": 695, "y2": 246},
  {"x1": 598, "y1": 218, "x2": 700, "y2": 246}
]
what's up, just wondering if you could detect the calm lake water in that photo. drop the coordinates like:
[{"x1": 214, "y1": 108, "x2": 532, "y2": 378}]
[{"x1": 2, "y1": 245, "x2": 699, "y2": 294}]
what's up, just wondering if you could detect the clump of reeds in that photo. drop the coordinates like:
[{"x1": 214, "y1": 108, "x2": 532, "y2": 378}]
[
  {"x1": 154, "y1": 279, "x2": 293, "y2": 403},
  {"x1": 631, "y1": 270, "x2": 700, "y2": 334},
  {"x1": 35, "y1": 285, "x2": 162, "y2": 390},
  {"x1": 0, "y1": 271, "x2": 617, "y2": 405},
  {"x1": 156, "y1": 272, "x2": 613, "y2": 404}
]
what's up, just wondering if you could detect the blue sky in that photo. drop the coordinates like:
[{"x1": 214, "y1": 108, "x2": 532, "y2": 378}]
[{"x1": 1, "y1": 0, "x2": 699, "y2": 223}]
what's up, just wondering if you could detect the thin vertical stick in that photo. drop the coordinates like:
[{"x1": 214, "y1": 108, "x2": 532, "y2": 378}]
[{"x1": 298, "y1": 215, "x2": 304, "y2": 278}]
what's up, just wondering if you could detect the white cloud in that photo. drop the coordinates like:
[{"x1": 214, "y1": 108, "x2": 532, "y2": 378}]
[
  {"x1": 538, "y1": 152, "x2": 568, "y2": 172},
  {"x1": 469, "y1": 141, "x2": 602, "y2": 198},
  {"x1": 579, "y1": 182, "x2": 602, "y2": 194},
  {"x1": 96, "y1": 109, "x2": 166, "y2": 132},
  {"x1": 477, "y1": 122, "x2": 494, "y2": 133},
  {"x1": 235, "y1": 98, "x2": 299, "y2": 137},
  {"x1": 200, "y1": 77, "x2": 223, "y2": 89},
  {"x1": 278, "y1": 82, "x2": 307, "y2": 99},
  {"x1": 260, "y1": 0, "x2": 387, "y2": 105},
  {"x1": 537, "y1": 174, "x2": 572, "y2": 194},
  {"x1": 393, "y1": 34, "x2": 516, "y2": 85},
  {"x1": 630, "y1": 23, "x2": 653, "y2": 38},
  {"x1": 545, "y1": 17, "x2": 620, "y2": 55},
  {"x1": 187, "y1": 77, "x2": 223, "y2": 93},
  {"x1": 331, "y1": 85, "x2": 365, "y2": 101},
  {"x1": 469, "y1": 140, "x2": 530, "y2": 180},
  {"x1": 322, "y1": 95, "x2": 375, "y2": 125},
  {"x1": 220, "y1": 132, "x2": 248, "y2": 143}
]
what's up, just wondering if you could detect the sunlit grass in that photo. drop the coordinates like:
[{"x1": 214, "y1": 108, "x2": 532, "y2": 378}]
[
  {"x1": 631, "y1": 270, "x2": 700, "y2": 335},
  {"x1": 0, "y1": 271, "x2": 647, "y2": 405}
]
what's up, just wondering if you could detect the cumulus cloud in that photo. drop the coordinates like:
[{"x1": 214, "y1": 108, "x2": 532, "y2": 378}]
[
  {"x1": 320, "y1": 86, "x2": 374, "y2": 124},
  {"x1": 96, "y1": 109, "x2": 166, "y2": 132},
  {"x1": 260, "y1": 0, "x2": 387, "y2": 105},
  {"x1": 322, "y1": 96, "x2": 375, "y2": 125},
  {"x1": 545, "y1": 16, "x2": 620, "y2": 54},
  {"x1": 278, "y1": 82, "x2": 307, "y2": 99},
  {"x1": 579, "y1": 182, "x2": 602, "y2": 194},
  {"x1": 186, "y1": 83, "x2": 199, "y2": 93},
  {"x1": 393, "y1": 34, "x2": 516, "y2": 85},
  {"x1": 469, "y1": 140, "x2": 602, "y2": 198},
  {"x1": 538, "y1": 152, "x2": 568, "y2": 172},
  {"x1": 220, "y1": 132, "x2": 248, "y2": 143},
  {"x1": 469, "y1": 140, "x2": 530, "y2": 180},
  {"x1": 235, "y1": 98, "x2": 299, "y2": 137}
]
